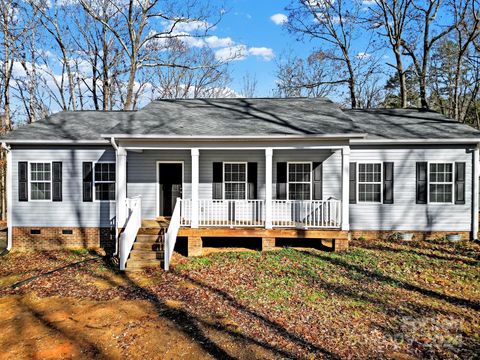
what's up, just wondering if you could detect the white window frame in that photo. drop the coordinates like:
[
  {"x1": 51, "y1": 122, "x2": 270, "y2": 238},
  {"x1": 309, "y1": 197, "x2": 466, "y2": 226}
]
[
  {"x1": 223, "y1": 162, "x2": 248, "y2": 200},
  {"x1": 28, "y1": 161, "x2": 53, "y2": 202},
  {"x1": 287, "y1": 161, "x2": 313, "y2": 201},
  {"x1": 357, "y1": 162, "x2": 383, "y2": 204},
  {"x1": 427, "y1": 161, "x2": 455, "y2": 204},
  {"x1": 93, "y1": 161, "x2": 116, "y2": 202}
]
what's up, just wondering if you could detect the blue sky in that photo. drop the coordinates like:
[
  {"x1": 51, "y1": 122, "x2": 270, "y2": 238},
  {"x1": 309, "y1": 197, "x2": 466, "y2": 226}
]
[{"x1": 211, "y1": 0, "x2": 313, "y2": 96}]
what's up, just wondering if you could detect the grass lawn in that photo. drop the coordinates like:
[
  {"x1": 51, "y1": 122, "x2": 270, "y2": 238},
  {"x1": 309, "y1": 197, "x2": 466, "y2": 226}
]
[{"x1": 0, "y1": 239, "x2": 479, "y2": 359}]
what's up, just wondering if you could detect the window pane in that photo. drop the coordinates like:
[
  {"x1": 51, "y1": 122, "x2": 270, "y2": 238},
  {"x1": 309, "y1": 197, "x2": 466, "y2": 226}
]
[
  {"x1": 31, "y1": 182, "x2": 51, "y2": 200},
  {"x1": 225, "y1": 183, "x2": 245, "y2": 200},
  {"x1": 429, "y1": 183, "x2": 453, "y2": 203},
  {"x1": 95, "y1": 183, "x2": 115, "y2": 201},
  {"x1": 95, "y1": 163, "x2": 116, "y2": 182},
  {"x1": 288, "y1": 183, "x2": 310, "y2": 200}
]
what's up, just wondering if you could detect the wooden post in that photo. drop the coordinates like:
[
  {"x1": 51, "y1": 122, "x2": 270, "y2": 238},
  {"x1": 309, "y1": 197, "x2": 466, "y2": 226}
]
[
  {"x1": 341, "y1": 147, "x2": 350, "y2": 231},
  {"x1": 191, "y1": 148, "x2": 199, "y2": 228},
  {"x1": 265, "y1": 148, "x2": 273, "y2": 229}
]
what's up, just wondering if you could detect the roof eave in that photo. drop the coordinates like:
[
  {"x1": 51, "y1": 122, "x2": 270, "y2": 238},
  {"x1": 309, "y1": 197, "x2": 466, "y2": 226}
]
[
  {"x1": 351, "y1": 138, "x2": 480, "y2": 145},
  {"x1": 101, "y1": 133, "x2": 368, "y2": 141},
  {"x1": 3, "y1": 139, "x2": 110, "y2": 145}
]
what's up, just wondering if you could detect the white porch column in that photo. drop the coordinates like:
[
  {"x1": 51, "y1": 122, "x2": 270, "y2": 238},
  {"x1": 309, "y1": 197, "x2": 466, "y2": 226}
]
[
  {"x1": 472, "y1": 145, "x2": 479, "y2": 240},
  {"x1": 191, "y1": 148, "x2": 199, "y2": 228},
  {"x1": 116, "y1": 147, "x2": 128, "y2": 228},
  {"x1": 341, "y1": 146, "x2": 351, "y2": 231},
  {"x1": 265, "y1": 148, "x2": 273, "y2": 229}
]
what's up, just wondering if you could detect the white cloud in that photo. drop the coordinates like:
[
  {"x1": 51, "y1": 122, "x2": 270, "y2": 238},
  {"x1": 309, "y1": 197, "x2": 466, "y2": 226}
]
[
  {"x1": 171, "y1": 20, "x2": 212, "y2": 33},
  {"x1": 270, "y1": 13, "x2": 288, "y2": 25},
  {"x1": 248, "y1": 47, "x2": 275, "y2": 61},
  {"x1": 356, "y1": 52, "x2": 371, "y2": 60},
  {"x1": 205, "y1": 36, "x2": 234, "y2": 48}
]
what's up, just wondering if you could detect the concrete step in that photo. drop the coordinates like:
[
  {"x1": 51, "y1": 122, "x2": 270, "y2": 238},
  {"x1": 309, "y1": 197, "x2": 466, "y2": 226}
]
[
  {"x1": 135, "y1": 234, "x2": 164, "y2": 243},
  {"x1": 129, "y1": 249, "x2": 164, "y2": 260},
  {"x1": 132, "y1": 242, "x2": 164, "y2": 251}
]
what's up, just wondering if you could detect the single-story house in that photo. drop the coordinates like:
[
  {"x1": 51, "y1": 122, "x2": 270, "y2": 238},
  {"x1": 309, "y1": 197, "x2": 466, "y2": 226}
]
[{"x1": 2, "y1": 98, "x2": 479, "y2": 270}]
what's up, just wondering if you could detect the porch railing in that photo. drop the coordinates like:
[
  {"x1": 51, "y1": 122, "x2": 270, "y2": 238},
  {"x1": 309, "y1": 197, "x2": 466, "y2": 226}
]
[
  {"x1": 119, "y1": 196, "x2": 142, "y2": 270},
  {"x1": 271, "y1": 199, "x2": 342, "y2": 228},
  {"x1": 179, "y1": 199, "x2": 341, "y2": 229}
]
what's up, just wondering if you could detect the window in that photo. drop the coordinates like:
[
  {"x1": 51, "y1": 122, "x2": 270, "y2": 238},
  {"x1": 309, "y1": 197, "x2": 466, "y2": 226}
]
[
  {"x1": 94, "y1": 163, "x2": 116, "y2": 201},
  {"x1": 30, "y1": 162, "x2": 51, "y2": 200},
  {"x1": 358, "y1": 163, "x2": 382, "y2": 203},
  {"x1": 224, "y1": 162, "x2": 247, "y2": 199},
  {"x1": 429, "y1": 163, "x2": 453, "y2": 203},
  {"x1": 288, "y1": 162, "x2": 311, "y2": 200}
]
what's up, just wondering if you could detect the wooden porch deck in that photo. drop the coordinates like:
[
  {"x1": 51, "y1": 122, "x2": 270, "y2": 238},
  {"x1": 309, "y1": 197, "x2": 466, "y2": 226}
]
[{"x1": 142, "y1": 218, "x2": 349, "y2": 257}]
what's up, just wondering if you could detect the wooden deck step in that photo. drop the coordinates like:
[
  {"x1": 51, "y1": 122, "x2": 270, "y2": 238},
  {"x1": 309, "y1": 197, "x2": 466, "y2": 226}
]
[{"x1": 125, "y1": 221, "x2": 169, "y2": 271}]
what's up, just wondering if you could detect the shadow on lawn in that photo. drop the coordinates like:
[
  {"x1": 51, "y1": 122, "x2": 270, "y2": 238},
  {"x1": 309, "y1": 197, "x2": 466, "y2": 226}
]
[
  {"x1": 299, "y1": 250, "x2": 480, "y2": 312},
  {"x1": 358, "y1": 241, "x2": 480, "y2": 265},
  {"x1": 7, "y1": 254, "x2": 340, "y2": 359}
]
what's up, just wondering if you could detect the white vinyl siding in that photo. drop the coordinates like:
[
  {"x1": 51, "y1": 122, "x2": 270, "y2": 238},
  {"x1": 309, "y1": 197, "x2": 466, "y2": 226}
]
[
  {"x1": 350, "y1": 146, "x2": 472, "y2": 232},
  {"x1": 12, "y1": 147, "x2": 116, "y2": 227}
]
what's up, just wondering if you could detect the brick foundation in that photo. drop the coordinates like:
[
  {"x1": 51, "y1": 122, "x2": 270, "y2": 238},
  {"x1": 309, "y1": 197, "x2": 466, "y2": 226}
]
[
  {"x1": 350, "y1": 230, "x2": 471, "y2": 241},
  {"x1": 187, "y1": 236, "x2": 203, "y2": 257},
  {"x1": 12, "y1": 227, "x2": 115, "y2": 253}
]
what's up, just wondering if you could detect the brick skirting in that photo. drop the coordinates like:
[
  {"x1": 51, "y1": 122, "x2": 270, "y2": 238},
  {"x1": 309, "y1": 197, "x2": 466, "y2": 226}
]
[
  {"x1": 12, "y1": 227, "x2": 115, "y2": 253},
  {"x1": 350, "y1": 230, "x2": 471, "y2": 241}
]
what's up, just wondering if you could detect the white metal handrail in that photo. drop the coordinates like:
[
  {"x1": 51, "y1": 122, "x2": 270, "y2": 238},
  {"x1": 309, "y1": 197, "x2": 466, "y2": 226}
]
[
  {"x1": 119, "y1": 196, "x2": 142, "y2": 270},
  {"x1": 164, "y1": 198, "x2": 181, "y2": 271},
  {"x1": 272, "y1": 200, "x2": 342, "y2": 228}
]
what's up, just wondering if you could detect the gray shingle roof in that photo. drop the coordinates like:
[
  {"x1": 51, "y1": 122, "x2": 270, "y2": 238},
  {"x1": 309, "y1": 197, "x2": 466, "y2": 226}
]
[
  {"x1": 2, "y1": 98, "x2": 480, "y2": 142},
  {"x1": 346, "y1": 108, "x2": 480, "y2": 139},
  {"x1": 106, "y1": 97, "x2": 359, "y2": 136}
]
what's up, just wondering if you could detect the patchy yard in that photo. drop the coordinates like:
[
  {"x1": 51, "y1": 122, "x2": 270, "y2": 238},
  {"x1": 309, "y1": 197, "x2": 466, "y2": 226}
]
[{"x1": 0, "y1": 240, "x2": 479, "y2": 359}]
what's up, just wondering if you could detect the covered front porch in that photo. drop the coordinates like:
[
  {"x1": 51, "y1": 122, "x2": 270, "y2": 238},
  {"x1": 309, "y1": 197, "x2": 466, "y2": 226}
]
[{"x1": 113, "y1": 139, "x2": 354, "y2": 270}]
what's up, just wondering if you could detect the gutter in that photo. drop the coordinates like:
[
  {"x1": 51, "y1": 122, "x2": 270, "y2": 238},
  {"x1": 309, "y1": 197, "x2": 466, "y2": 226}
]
[
  {"x1": 351, "y1": 138, "x2": 480, "y2": 145},
  {"x1": 100, "y1": 133, "x2": 369, "y2": 141},
  {"x1": 3, "y1": 139, "x2": 109, "y2": 145},
  {"x1": 1, "y1": 142, "x2": 11, "y2": 251}
]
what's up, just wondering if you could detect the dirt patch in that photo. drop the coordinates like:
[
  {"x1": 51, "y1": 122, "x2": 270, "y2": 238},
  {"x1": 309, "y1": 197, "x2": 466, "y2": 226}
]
[{"x1": 0, "y1": 295, "x2": 274, "y2": 360}]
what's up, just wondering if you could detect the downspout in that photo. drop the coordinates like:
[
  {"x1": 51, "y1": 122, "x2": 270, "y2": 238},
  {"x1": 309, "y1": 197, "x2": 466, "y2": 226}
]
[
  {"x1": 1, "y1": 142, "x2": 12, "y2": 251},
  {"x1": 110, "y1": 137, "x2": 119, "y2": 256},
  {"x1": 472, "y1": 144, "x2": 480, "y2": 241}
]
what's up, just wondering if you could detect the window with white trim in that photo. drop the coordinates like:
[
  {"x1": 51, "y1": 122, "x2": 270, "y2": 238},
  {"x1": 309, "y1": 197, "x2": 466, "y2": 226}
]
[
  {"x1": 429, "y1": 163, "x2": 453, "y2": 203},
  {"x1": 288, "y1": 162, "x2": 311, "y2": 200},
  {"x1": 30, "y1": 162, "x2": 52, "y2": 200},
  {"x1": 224, "y1": 162, "x2": 247, "y2": 200},
  {"x1": 94, "y1": 163, "x2": 116, "y2": 201},
  {"x1": 358, "y1": 163, "x2": 382, "y2": 203}
]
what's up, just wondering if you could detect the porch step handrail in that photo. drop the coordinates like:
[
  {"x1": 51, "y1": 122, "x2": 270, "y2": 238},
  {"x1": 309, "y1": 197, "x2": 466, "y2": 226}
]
[
  {"x1": 164, "y1": 198, "x2": 181, "y2": 271},
  {"x1": 119, "y1": 196, "x2": 142, "y2": 271}
]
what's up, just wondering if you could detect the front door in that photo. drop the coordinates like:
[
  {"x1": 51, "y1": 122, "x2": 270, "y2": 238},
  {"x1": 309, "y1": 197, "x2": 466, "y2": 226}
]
[{"x1": 158, "y1": 163, "x2": 183, "y2": 217}]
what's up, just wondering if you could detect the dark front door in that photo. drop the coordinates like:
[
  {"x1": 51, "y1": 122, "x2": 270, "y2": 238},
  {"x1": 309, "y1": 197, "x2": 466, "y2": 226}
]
[{"x1": 159, "y1": 163, "x2": 183, "y2": 217}]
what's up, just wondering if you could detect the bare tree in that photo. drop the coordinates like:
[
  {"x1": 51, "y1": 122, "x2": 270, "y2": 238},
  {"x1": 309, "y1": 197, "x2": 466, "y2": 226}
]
[
  {"x1": 240, "y1": 72, "x2": 257, "y2": 98},
  {"x1": 286, "y1": 0, "x2": 368, "y2": 108},
  {"x1": 369, "y1": 0, "x2": 413, "y2": 108},
  {"x1": 400, "y1": 0, "x2": 468, "y2": 109},
  {"x1": 80, "y1": 0, "x2": 222, "y2": 110}
]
